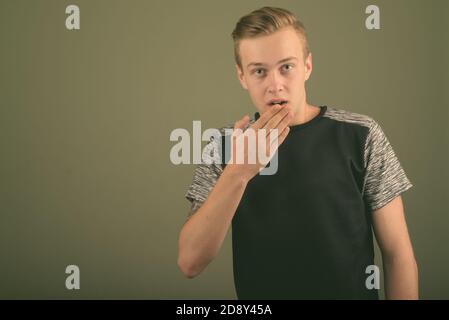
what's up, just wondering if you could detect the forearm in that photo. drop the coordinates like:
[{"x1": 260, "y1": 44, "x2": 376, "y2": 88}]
[
  {"x1": 177, "y1": 166, "x2": 248, "y2": 278},
  {"x1": 383, "y1": 253, "x2": 419, "y2": 299}
]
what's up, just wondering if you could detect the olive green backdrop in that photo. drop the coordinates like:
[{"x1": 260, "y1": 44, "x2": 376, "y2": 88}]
[{"x1": 0, "y1": 0, "x2": 447, "y2": 299}]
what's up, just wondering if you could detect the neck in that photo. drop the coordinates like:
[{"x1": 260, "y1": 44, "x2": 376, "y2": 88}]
[{"x1": 290, "y1": 100, "x2": 318, "y2": 126}]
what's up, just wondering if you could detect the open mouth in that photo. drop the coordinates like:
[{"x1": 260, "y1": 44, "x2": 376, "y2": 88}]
[{"x1": 268, "y1": 100, "x2": 288, "y2": 106}]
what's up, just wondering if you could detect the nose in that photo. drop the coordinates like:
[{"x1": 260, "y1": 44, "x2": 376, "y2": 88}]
[{"x1": 267, "y1": 70, "x2": 284, "y2": 94}]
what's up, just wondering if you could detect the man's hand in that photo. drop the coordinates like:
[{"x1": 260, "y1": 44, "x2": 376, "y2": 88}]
[{"x1": 226, "y1": 104, "x2": 292, "y2": 182}]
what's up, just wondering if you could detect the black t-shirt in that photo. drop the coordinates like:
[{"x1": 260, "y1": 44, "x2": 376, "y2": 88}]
[{"x1": 185, "y1": 105, "x2": 413, "y2": 299}]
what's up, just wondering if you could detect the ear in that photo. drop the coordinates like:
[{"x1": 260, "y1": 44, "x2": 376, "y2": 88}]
[
  {"x1": 236, "y1": 64, "x2": 249, "y2": 90},
  {"x1": 304, "y1": 52, "x2": 313, "y2": 81}
]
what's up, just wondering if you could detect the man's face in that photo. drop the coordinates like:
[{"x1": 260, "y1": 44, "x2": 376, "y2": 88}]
[{"x1": 236, "y1": 26, "x2": 312, "y2": 118}]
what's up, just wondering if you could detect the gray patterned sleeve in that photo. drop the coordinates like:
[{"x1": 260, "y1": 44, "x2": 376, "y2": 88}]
[
  {"x1": 362, "y1": 119, "x2": 413, "y2": 211},
  {"x1": 184, "y1": 137, "x2": 223, "y2": 219}
]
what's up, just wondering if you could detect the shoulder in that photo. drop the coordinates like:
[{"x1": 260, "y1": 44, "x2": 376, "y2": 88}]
[{"x1": 323, "y1": 106, "x2": 377, "y2": 130}]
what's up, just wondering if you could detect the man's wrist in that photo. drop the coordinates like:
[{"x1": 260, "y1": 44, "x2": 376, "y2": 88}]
[{"x1": 222, "y1": 164, "x2": 252, "y2": 186}]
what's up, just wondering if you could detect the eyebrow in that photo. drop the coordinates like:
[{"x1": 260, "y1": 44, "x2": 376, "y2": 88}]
[{"x1": 246, "y1": 56, "x2": 298, "y2": 69}]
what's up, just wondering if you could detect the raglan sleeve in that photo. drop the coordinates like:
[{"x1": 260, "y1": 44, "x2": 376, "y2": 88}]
[
  {"x1": 362, "y1": 118, "x2": 413, "y2": 212},
  {"x1": 184, "y1": 135, "x2": 224, "y2": 219}
]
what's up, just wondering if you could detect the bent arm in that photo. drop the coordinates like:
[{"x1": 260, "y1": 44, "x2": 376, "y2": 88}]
[{"x1": 178, "y1": 108, "x2": 291, "y2": 278}]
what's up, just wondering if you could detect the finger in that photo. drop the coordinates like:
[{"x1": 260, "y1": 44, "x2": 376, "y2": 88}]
[
  {"x1": 251, "y1": 104, "x2": 284, "y2": 130},
  {"x1": 232, "y1": 115, "x2": 250, "y2": 141},
  {"x1": 263, "y1": 106, "x2": 292, "y2": 133},
  {"x1": 275, "y1": 125, "x2": 290, "y2": 147},
  {"x1": 258, "y1": 124, "x2": 289, "y2": 165},
  {"x1": 266, "y1": 126, "x2": 290, "y2": 158},
  {"x1": 234, "y1": 115, "x2": 250, "y2": 130},
  {"x1": 272, "y1": 108, "x2": 292, "y2": 135},
  {"x1": 264, "y1": 128, "x2": 279, "y2": 160}
]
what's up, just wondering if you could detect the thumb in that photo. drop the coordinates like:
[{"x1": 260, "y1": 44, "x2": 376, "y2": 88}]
[{"x1": 234, "y1": 115, "x2": 250, "y2": 130}]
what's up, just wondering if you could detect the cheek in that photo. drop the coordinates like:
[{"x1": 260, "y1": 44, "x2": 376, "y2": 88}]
[
  {"x1": 293, "y1": 69, "x2": 305, "y2": 80},
  {"x1": 246, "y1": 81, "x2": 263, "y2": 96},
  {"x1": 291, "y1": 71, "x2": 306, "y2": 87}
]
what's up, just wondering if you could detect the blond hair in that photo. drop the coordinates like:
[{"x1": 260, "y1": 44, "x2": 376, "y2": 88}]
[{"x1": 231, "y1": 6, "x2": 310, "y2": 70}]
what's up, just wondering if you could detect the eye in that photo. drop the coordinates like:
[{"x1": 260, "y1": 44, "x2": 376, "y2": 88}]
[
  {"x1": 282, "y1": 64, "x2": 294, "y2": 72},
  {"x1": 253, "y1": 69, "x2": 266, "y2": 77}
]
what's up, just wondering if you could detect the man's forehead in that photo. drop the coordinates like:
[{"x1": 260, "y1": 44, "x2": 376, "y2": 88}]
[
  {"x1": 239, "y1": 28, "x2": 305, "y2": 68},
  {"x1": 246, "y1": 56, "x2": 299, "y2": 69}
]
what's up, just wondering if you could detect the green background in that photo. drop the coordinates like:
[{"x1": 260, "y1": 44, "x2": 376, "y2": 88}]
[{"x1": 0, "y1": 0, "x2": 447, "y2": 299}]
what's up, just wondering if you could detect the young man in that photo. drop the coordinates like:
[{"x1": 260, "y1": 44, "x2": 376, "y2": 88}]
[{"x1": 177, "y1": 7, "x2": 418, "y2": 299}]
